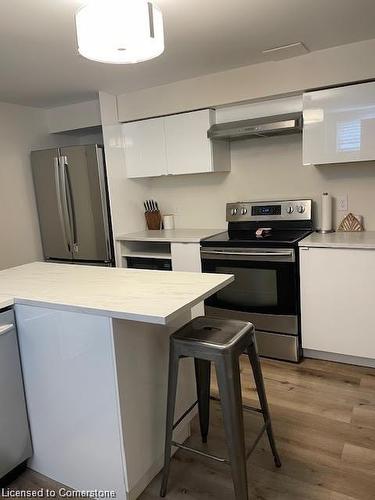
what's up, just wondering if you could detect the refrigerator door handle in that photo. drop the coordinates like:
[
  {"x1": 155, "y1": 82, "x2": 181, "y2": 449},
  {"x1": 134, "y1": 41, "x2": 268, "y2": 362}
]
[
  {"x1": 54, "y1": 157, "x2": 71, "y2": 253},
  {"x1": 62, "y1": 156, "x2": 78, "y2": 254},
  {"x1": 95, "y1": 146, "x2": 113, "y2": 263}
]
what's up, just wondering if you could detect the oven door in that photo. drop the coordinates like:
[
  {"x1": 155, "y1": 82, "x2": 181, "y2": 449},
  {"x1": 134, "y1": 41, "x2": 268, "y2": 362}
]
[{"x1": 201, "y1": 247, "x2": 298, "y2": 335}]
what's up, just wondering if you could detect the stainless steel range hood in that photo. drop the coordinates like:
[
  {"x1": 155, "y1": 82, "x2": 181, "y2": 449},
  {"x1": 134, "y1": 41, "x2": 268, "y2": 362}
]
[{"x1": 208, "y1": 112, "x2": 302, "y2": 141}]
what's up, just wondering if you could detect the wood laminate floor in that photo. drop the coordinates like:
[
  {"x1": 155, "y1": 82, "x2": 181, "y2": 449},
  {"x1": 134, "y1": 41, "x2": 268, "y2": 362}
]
[{"x1": 3, "y1": 357, "x2": 375, "y2": 500}]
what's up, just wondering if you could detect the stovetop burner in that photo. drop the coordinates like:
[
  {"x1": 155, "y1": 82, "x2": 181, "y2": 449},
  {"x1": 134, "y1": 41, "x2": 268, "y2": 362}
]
[
  {"x1": 201, "y1": 199, "x2": 314, "y2": 248},
  {"x1": 201, "y1": 229, "x2": 313, "y2": 247}
]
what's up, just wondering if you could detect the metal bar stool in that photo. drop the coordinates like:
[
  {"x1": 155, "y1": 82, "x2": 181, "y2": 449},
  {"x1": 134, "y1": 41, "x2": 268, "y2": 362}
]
[{"x1": 160, "y1": 316, "x2": 281, "y2": 500}]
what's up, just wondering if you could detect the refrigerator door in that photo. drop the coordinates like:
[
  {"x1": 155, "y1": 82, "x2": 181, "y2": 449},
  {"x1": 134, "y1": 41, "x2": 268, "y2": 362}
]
[
  {"x1": 0, "y1": 309, "x2": 32, "y2": 478},
  {"x1": 60, "y1": 145, "x2": 112, "y2": 263},
  {"x1": 31, "y1": 148, "x2": 73, "y2": 261}
]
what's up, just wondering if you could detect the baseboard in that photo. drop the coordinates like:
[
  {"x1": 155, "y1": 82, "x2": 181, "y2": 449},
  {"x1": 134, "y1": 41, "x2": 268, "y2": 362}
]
[{"x1": 303, "y1": 349, "x2": 375, "y2": 368}]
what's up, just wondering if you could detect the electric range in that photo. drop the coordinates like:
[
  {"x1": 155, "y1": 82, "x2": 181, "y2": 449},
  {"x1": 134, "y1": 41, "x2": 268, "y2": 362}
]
[{"x1": 200, "y1": 199, "x2": 314, "y2": 362}]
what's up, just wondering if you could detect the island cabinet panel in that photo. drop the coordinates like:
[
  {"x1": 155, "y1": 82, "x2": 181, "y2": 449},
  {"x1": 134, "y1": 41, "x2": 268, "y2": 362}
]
[
  {"x1": 15, "y1": 305, "x2": 128, "y2": 498},
  {"x1": 14, "y1": 303, "x2": 197, "y2": 500},
  {"x1": 300, "y1": 247, "x2": 375, "y2": 360},
  {"x1": 111, "y1": 312, "x2": 196, "y2": 497}
]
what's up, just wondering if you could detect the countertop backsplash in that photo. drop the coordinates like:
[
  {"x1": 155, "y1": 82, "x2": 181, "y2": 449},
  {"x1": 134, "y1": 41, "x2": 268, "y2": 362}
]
[{"x1": 149, "y1": 135, "x2": 375, "y2": 231}]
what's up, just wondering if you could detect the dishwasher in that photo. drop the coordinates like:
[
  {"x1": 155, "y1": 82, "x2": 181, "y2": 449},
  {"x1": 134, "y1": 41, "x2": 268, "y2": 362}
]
[{"x1": 0, "y1": 309, "x2": 32, "y2": 482}]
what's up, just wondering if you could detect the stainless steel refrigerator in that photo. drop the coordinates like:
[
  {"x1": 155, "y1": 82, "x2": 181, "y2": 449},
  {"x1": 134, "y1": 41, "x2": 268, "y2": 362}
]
[{"x1": 31, "y1": 145, "x2": 114, "y2": 266}]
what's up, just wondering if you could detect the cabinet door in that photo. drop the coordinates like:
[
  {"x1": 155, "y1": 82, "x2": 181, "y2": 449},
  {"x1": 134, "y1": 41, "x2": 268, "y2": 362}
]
[
  {"x1": 300, "y1": 247, "x2": 375, "y2": 359},
  {"x1": 0, "y1": 311, "x2": 32, "y2": 477},
  {"x1": 164, "y1": 110, "x2": 214, "y2": 175},
  {"x1": 303, "y1": 82, "x2": 375, "y2": 165},
  {"x1": 171, "y1": 242, "x2": 204, "y2": 317},
  {"x1": 16, "y1": 305, "x2": 127, "y2": 497},
  {"x1": 123, "y1": 117, "x2": 167, "y2": 178}
]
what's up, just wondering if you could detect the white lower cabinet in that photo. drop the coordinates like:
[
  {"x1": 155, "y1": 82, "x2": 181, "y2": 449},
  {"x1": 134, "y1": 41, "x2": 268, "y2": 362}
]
[
  {"x1": 300, "y1": 246, "x2": 375, "y2": 360},
  {"x1": 15, "y1": 305, "x2": 127, "y2": 498},
  {"x1": 171, "y1": 242, "x2": 204, "y2": 317},
  {"x1": 15, "y1": 303, "x2": 196, "y2": 499},
  {"x1": 171, "y1": 242, "x2": 202, "y2": 273}
]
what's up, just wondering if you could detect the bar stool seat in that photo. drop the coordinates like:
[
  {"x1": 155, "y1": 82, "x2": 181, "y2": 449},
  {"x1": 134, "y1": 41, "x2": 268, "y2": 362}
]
[
  {"x1": 160, "y1": 316, "x2": 281, "y2": 500},
  {"x1": 173, "y1": 316, "x2": 251, "y2": 347}
]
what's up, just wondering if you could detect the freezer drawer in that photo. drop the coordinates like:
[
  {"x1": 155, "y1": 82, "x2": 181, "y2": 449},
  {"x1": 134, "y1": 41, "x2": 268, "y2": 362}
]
[
  {"x1": 255, "y1": 330, "x2": 299, "y2": 362},
  {"x1": 0, "y1": 310, "x2": 32, "y2": 479}
]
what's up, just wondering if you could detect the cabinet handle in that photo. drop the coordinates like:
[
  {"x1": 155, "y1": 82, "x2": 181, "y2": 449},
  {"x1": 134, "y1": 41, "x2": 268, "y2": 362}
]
[{"x1": 0, "y1": 323, "x2": 15, "y2": 336}]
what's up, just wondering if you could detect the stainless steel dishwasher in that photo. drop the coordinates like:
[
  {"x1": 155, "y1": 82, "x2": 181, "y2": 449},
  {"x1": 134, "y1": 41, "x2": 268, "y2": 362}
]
[{"x1": 0, "y1": 309, "x2": 32, "y2": 481}]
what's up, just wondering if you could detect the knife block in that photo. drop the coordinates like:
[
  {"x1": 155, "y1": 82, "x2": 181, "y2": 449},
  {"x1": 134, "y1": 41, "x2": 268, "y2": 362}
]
[{"x1": 145, "y1": 211, "x2": 162, "y2": 230}]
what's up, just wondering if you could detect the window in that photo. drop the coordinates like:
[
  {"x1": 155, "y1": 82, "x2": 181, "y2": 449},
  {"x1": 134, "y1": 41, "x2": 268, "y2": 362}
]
[{"x1": 336, "y1": 119, "x2": 361, "y2": 153}]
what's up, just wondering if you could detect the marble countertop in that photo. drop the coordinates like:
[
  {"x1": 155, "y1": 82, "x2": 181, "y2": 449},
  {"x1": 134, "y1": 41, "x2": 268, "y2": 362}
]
[
  {"x1": 0, "y1": 295, "x2": 14, "y2": 309},
  {"x1": 0, "y1": 262, "x2": 233, "y2": 324},
  {"x1": 116, "y1": 229, "x2": 224, "y2": 243},
  {"x1": 299, "y1": 231, "x2": 375, "y2": 249}
]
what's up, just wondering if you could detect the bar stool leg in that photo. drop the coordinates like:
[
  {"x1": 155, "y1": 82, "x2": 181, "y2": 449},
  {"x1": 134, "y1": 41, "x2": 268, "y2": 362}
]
[
  {"x1": 247, "y1": 341, "x2": 282, "y2": 468},
  {"x1": 215, "y1": 354, "x2": 249, "y2": 500},
  {"x1": 160, "y1": 344, "x2": 180, "y2": 497},
  {"x1": 194, "y1": 358, "x2": 211, "y2": 443}
]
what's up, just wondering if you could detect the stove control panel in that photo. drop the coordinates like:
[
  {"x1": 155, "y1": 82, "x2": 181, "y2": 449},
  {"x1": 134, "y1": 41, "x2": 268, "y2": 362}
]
[{"x1": 226, "y1": 199, "x2": 312, "y2": 222}]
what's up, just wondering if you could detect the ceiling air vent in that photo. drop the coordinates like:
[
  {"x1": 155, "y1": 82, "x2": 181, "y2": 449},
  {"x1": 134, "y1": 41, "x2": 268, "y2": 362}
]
[{"x1": 262, "y1": 42, "x2": 309, "y2": 61}]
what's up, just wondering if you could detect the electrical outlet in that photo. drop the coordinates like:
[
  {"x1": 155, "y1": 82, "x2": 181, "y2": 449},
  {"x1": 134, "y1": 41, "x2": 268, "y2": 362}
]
[{"x1": 337, "y1": 194, "x2": 348, "y2": 211}]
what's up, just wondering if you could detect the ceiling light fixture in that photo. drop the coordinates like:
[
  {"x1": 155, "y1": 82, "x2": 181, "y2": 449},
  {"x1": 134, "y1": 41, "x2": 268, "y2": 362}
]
[{"x1": 75, "y1": 0, "x2": 164, "y2": 64}]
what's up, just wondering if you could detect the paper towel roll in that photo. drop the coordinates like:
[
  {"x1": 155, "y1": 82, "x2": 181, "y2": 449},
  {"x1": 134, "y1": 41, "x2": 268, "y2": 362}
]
[{"x1": 321, "y1": 193, "x2": 333, "y2": 232}]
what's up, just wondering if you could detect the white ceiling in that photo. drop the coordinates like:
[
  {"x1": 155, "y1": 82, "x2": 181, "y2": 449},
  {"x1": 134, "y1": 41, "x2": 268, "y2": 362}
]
[{"x1": 1, "y1": 0, "x2": 375, "y2": 108}]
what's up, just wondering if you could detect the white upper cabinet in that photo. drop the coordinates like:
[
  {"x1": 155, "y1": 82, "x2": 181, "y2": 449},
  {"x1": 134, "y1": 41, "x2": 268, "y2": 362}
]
[
  {"x1": 122, "y1": 109, "x2": 230, "y2": 178},
  {"x1": 122, "y1": 117, "x2": 168, "y2": 178},
  {"x1": 164, "y1": 110, "x2": 228, "y2": 175},
  {"x1": 303, "y1": 82, "x2": 375, "y2": 165}
]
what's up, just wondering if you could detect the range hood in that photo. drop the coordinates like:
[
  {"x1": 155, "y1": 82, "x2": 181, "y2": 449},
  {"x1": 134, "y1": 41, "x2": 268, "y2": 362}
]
[{"x1": 208, "y1": 112, "x2": 302, "y2": 141}]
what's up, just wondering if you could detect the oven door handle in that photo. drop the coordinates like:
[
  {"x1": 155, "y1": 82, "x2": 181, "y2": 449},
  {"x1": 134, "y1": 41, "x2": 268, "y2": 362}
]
[{"x1": 201, "y1": 250, "x2": 294, "y2": 257}]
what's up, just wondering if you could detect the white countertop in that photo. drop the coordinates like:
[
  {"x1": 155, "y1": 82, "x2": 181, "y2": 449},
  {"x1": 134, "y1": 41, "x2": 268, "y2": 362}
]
[
  {"x1": 299, "y1": 231, "x2": 375, "y2": 249},
  {"x1": 0, "y1": 294, "x2": 14, "y2": 309},
  {"x1": 0, "y1": 262, "x2": 233, "y2": 324},
  {"x1": 116, "y1": 229, "x2": 224, "y2": 243}
]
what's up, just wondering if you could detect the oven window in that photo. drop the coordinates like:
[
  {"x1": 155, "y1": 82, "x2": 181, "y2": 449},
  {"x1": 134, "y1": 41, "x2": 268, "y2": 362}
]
[
  {"x1": 202, "y1": 256, "x2": 297, "y2": 315},
  {"x1": 216, "y1": 266, "x2": 278, "y2": 308}
]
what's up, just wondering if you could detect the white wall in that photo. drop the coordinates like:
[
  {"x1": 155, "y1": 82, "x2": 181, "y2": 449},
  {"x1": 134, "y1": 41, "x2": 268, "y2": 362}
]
[
  {"x1": 99, "y1": 92, "x2": 150, "y2": 245},
  {"x1": 0, "y1": 97, "x2": 107, "y2": 272},
  {"x1": 117, "y1": 38, "x2": 375, "y2": 122},
  {"x1": 46, "y1": 100, "x2": 101, "y2": 133},
  {"x1": 147, "y1": 135, "x2": 375, "y2": 230},
  {"x1": 0, "y1": 102, "x2": 59, "y2": 270},
  {"x1": 107, "y1": 38, "x2": 375, "y2": 233}
]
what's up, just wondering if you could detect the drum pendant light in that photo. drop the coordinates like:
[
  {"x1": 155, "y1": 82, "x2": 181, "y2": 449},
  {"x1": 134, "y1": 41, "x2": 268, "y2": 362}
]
[{"x1": 75, "y1": 0, "x2": 164, "y2": 64}]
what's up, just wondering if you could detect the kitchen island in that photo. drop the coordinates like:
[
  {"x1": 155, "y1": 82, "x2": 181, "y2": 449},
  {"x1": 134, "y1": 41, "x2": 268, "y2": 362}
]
[{"x1": 0, "y1": 263, "x2": 233, "y2": 500}]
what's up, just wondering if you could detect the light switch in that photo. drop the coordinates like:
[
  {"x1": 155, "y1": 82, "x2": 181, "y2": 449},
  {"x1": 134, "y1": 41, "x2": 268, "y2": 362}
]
[{"x1": 337, "y1": 195, "x2": 348, "y2": 211}]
